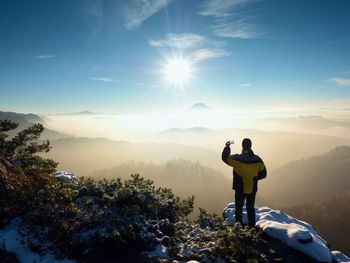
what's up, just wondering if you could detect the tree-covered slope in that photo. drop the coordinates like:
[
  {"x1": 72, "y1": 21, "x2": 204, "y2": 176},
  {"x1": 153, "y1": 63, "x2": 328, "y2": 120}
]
[
  {"x1": 0, "y1": 110, "x2": 67, "y2": 140},
  {"x1": 260, "y1": 146, "x2": 350, "y2": 207},
  {"x1": 284, "y1": 191, "x2": 350, "y2": 255}
]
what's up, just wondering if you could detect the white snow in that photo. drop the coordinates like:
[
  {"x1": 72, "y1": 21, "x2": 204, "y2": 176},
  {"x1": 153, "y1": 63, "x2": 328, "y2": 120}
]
[
  {"x1": 332, "y1": 251, "x2": 350, "y2": 263},
  {"x1": 148, "y1": 244, "x2": 169, "y2": 259},
  {"x1": 224, "y1": 203, "x2": 335, "y2": 262},
  {"x1": 0, "y1": 218, "x2": 75, "y2": 263},
  {"x1": 52, "y1": 171, "x2": 77, "y2": 182}
]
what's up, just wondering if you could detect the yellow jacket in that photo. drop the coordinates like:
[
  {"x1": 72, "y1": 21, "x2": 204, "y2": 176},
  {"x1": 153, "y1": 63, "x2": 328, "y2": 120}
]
[{"x1": 222, "y1": 147, "x2": 267, "y2": 194}]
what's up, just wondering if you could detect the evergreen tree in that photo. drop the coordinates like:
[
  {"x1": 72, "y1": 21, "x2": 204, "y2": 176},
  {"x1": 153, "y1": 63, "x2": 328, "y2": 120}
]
[{"x1": 0, "y1": 120, "x2": 57, "y2": 174}]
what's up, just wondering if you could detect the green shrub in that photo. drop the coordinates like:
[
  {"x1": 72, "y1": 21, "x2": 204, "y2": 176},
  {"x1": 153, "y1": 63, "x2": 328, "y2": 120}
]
[
  {"x1": 20, "y1": 174, "x2": 194, "y2": 262},
  {"x1": 168, "y1": 209, "x2": 267, "y2": 263}
]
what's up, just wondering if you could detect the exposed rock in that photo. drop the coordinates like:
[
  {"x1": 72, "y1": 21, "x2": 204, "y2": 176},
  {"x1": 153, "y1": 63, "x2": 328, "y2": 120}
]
[
  {"x1": 52, "y1": 171, "x2": 77, "y2": 182},
  {"x1": 224, "y1": 203, "x2": 336, "y2": 263}
]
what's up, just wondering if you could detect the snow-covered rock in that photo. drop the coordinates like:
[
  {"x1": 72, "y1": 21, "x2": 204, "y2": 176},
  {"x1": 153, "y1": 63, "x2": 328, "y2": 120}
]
[
  {"x1": 0, "y1": 218, "x2": 75, "y2": 263},
  {"x1": 148, "y1": 244, "x2": 169, "y2": 259},
  {"x1": 224, "y1": 203, "x2": 338, "y2": 263},
  {"x1": 52, "y1": 171, "x2": 77, "y2": 182},
  {"x1": 332, "y1": 251, "x2": 350, "y2": 263}
]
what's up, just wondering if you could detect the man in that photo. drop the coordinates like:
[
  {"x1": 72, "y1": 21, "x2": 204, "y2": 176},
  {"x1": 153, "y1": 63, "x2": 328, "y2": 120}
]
[{"x1": 222, "y1": 138, "x2": 267, "y2": 227}]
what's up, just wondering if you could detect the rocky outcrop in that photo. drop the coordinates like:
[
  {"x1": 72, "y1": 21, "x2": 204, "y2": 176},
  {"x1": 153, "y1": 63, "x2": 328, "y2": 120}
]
[{"x1": 224, "y1": 203, "x2": 350, "y2": 263}]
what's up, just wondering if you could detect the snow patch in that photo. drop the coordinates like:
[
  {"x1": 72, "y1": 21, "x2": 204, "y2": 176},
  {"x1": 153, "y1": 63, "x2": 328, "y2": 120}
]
[
  {"x1": 332, "y1": 251, "x2": 350, "y2": 263},
  {"x1": 0, "y1": 218, "x2": 75, "y2": 263},
  {"x1": 52, "y1": 171, "x2": 77, "y2": 182},
  {"x1": 224, "y1": 203, "x2": 334, "y2": 263},
  {"x1": 148, "y1": 244, "x2": 169, "y2": 259}
]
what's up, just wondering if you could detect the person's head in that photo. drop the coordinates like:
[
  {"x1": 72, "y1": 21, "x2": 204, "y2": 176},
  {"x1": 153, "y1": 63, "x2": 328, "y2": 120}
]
[{"x1": 242, "y1": 138, "x2": 252, "y2": 150}]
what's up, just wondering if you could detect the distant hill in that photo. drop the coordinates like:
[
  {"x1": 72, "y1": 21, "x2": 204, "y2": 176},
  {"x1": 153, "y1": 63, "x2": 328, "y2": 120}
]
[
  {"x1": 0, "y1": 111, "x2": 46, "y2": 125},
  {"x1": 74, "y1": 110, "x2": 96, "y2": 115},
  {"x1": 150, "y1": 127, "x2": 350, "y2": 170},
  {"x1": 47, "y1": 137, "x2": 222, "y2": 176},
  {"x1": 54, "y1": 110, "x2": 98, "y2": 116},
  {"x1": 266, "y1": 115, "x2": 350, "y2": 129},
  {"x1": 0, "y1": 110, "x2": 68, "y2": 140},
  {"x1": 89, "y1": 159, "x2": 233, "y2": 217},
  {"x1": 188, "y1": 103, "x2": 213, "y2": 111},
  {"x1": 284, "y1": 191, "x2": 350, "y2": 255},
  {"x1": 260, "y1": 146, "x2": 350, "y2": 207}
]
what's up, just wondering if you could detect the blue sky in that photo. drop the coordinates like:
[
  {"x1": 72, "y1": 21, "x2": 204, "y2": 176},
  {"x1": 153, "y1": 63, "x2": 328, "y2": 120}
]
[{"x1": 1, "y1": 0, "x2": 350, "y2": 113}]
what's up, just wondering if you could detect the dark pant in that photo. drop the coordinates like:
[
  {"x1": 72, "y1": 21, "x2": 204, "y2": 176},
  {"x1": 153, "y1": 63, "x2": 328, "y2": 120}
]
[{"x1": 235, "y1": 191, "x2": 257, "y2": 227}]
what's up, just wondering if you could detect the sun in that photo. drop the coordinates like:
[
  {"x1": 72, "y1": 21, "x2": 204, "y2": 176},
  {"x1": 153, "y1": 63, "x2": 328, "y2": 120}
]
[{"x1": 164, "y1": 57, "x2": 193, "y2": 87}]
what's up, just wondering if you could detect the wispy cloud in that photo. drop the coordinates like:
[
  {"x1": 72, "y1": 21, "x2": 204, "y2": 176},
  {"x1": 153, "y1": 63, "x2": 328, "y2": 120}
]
[
  {"x1": 198, "y1": 0, "x2": 253, "y2": 17},
  {"x1": 341, "y1": 69, "x2": 350, "y2": 75},
  {"x1": 150, "y1": 33, "x2": 231, "y2": 62},
  {"x1": 150, "y1": 33, "x2": 205, "y2": 49},
  {"x1": 211, "y1": 20, "x2": 262, "y2": 39},
  {"x1": 34, "y1": 54, "x2": 55, "y2": 59},
  {"x1": 199, "y1": 0, "x2": 263, "y2": 39},
  {"x1": 329, "y1": 77, "x2": 350, "y2": 87},
  {"x1": 240, "y1": 83, "x2": 252, "y2": 87},
  {"x1": 83, "y1": 0, "x2": 103, "y2": 20},
  {"x1": 192, "y1": 48, "x2": 230, "y2": 61},
  {"x1": 82, "y1": 0, "x2": 104, "y2": 41},
  {"x1": 124, "y1": 0, "x2": 172, "y2": 29},
  {"x1": 89, "y1": 77, "x2": 118, "y2": 83}
]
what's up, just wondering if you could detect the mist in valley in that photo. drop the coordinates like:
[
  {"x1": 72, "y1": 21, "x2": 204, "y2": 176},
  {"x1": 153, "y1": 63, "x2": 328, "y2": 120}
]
[
  {"x1": 44, "y1": 107, "x2": 350, "y2": 173},
  {"x1": 38, "y1": 107, "x2": 350, "y2": 216}
]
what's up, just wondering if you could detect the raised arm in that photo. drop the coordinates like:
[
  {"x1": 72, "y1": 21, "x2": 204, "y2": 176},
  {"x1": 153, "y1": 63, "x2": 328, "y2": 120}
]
[{"x1": 221, "y1": 142, "x2": 231, "y2": 165}]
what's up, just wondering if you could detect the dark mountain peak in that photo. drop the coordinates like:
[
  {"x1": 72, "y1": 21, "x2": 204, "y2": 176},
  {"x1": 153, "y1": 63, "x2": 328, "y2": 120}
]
[
  {"x1": 189, "y1": 103, "x2": 213, "y2": 111},
  {"x1": 52, "y1": 110, "x2": 99, "y2": 116},
  {"x1": 75, "y1": 110, "x2": 96, "y2": 115}
]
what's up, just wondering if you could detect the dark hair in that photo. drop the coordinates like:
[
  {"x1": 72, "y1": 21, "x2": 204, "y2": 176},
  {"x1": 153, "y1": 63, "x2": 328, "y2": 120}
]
[{"x1": 242, "y1": 138, "x2": 252, "y2": 150}]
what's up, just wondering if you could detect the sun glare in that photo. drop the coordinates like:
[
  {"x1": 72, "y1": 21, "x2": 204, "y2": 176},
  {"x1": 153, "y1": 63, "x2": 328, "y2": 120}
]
[{"x1": 164, "y1": 57, "x2": 193, "y2": 87}]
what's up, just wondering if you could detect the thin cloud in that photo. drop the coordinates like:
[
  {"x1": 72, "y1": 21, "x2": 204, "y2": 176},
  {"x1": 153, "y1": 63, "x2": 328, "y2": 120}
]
[
  {"x1": 150, "y1": 33, "x2": 206, "y2": 49},
  {"x1": 82, "y1": 0, "x2": 104, "y2": 41},
  {"x1": 89, "y1": 77, "x2": 118, "y2": 83},
  {"x1": 84, "y1": 0, "x2": 103, "y2": 18},
  {"x1": 199, "y1": 0, "x2": 264, "y2": 39},
  {"x1": 329, "y1": 77, "x2": 350, "y2": 87},
  {"x1": 241, "y1": 83, "x2": 252, "y2": 87},
  {"x1": 124, "y1": 0, "x2": 172, "y2": 29},
  {"x1": 150, "y1": 33, "x2": 231, "y2": 61},
  {"x1": 34, "y1": 54, "x2": 55, "y2": 59},
  {"x1": 211, "y1": 20, "x2": 263, "y2": 39},
  {"x1": 192, "y1": 48, "x2": 230, "y2": 61},
  {"x1": 341, "y1": 69, "x2": 350, "y2": 75},
  {"x1": 198, "y1": 0, "x2": 253, "y2": 17}
]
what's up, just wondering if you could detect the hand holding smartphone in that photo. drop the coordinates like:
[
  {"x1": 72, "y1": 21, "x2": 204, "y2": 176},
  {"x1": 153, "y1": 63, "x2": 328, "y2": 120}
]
[{"x1": 226, "y1": 139, "x2": 234, "y2": 146}]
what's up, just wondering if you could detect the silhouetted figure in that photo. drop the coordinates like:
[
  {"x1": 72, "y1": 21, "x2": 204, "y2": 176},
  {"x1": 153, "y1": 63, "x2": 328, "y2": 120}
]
[{"x1": 222, "y1": 138, "x2": 267, "y2": 227}]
